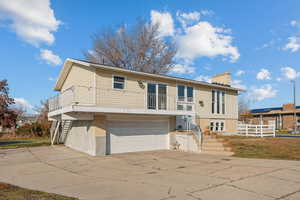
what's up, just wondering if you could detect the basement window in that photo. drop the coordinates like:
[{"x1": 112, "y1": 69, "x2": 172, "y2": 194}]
[
  {"x1": 113, "y1": 76, "x2": 125, "y2": 89},
  {"x1": 210, "y1": 120, "x2": 225, "y2": 132}
]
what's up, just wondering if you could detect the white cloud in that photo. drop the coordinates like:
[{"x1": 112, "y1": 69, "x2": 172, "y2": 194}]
[
  {"x1": 170, "y1": 63, "x2": 195, "y2": 74},
  {"x1": 48, "y1": 76, "x2": 56, "y2": 81},
  {"x1": 291, "y1": 20, "x2": 300, "y2": 27},
  {"x1": 235, "y1": 70, "x2": 245, "y2": 76},
  {"x1": 276, "y1": 77, "x2": 282, "y2": 82},
  {"x1": 283, "y1": 36, "x2": 300, "y2": 52},
  {"x1": 281, "y1": 66, "x2": 300, "y2": 80},
  {"x1": 14, "y1": 98, "x2": 33, "y2": 111},
  {"x1": 0, "y1": 0, "x2": 61, "y2": 46},
  {"x1": 176, "y1": 11, "x2": 201, "y2": 28},
  {"x1": 151, "y1": 10, "x2": 174, "y2": 37},
  {"x1": 176, "y1": 21, "x2": 240, "y2": 63},
  {"x1": 256, "y1": 68, "x2": 271, "y2": 80},
  {"x1": 232, "y1": 80, "x2": 247, "y2": 90},
  {"x1": 249, "y1": 84, "x2": 277, "y2": 101},
  {"x1": 40, "y1": 49, "x2": 62, "y2": 66},
  {"x1": 195, "y1": 75, "x2": 211, "y2": 83},
  {"x1": 150, "y1": 10, "x2": 239, "y2": 71}
]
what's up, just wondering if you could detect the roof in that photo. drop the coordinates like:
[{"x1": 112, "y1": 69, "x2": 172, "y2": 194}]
[
  {"x1": 251, "y1": 106, "x2": 300, "y2": 114},
  {"x1": 54, "y1": 58, "x2": 245, "y2": 92}
]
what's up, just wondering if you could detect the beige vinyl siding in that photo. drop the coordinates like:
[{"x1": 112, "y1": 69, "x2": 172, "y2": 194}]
[
  {"x1": 61, "y1": 63, "x2": 94, "y2": 91},
  {"x1": 196, "y1": 87, "x2": 238, "y2": 119},
  {"x1": 95, "y1": 68, "x2": 179, "y2": 110},
  {"x1": 225, "y1": 119, "x2": 237, "y2": 133},
  {"x1": 95, "y1": 68, "x2": 238, "y2": 120}
]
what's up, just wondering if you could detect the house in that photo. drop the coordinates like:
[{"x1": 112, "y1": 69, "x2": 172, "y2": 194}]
[
  {"x1": 17, "y1": 114, "x2": 38, "y2": 127},
  {"x1": 48, "y1": 58, "x2": 242, "y2": 156},
  {"x1": 246, "y1": 103, "x2": 300, "y2": 131}
]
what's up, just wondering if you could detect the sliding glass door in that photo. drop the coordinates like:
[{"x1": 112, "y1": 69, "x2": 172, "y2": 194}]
[{"x1": 147, "y1": 83, "x2": 167, "y2": 110}]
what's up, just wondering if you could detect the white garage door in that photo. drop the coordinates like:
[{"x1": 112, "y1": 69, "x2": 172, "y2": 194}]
[{"x1": 107, "y1": 117, "x2": 169, "y2": 154}]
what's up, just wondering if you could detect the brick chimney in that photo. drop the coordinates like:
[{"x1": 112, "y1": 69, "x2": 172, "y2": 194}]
[
  {"x1": 212, "y1": 72, "x2": 231, "y2": 86},
  {"x1": 282, "y1": 103, "x2": 295, "y2": 111}
]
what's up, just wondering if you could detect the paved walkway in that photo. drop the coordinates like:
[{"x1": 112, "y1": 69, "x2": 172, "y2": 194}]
[{"x1": 0, "y1": 146, "x2": 300, "y2": 200}]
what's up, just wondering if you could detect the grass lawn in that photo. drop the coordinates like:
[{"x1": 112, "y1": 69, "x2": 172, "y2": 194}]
[
  {"x1": 220, "y1": 136, "x2": 300, "y2": 160},
  {"x1": 0, "y1": 182, "x2": 78, "y2": 200},
  {"x1": 0, "y1": 138, "x2": 50, "y2": 149}
]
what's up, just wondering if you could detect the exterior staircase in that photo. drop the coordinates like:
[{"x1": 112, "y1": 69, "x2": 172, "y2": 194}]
[
  {"x1": 59, "y1": 120, "x2": 72, "y2": 143},
  {"x1": 50, "y1": 120, "x2": 72, "y2": 145},
  {"x1": 201, "y1": 135, "x2": 233, "y2": 156}
]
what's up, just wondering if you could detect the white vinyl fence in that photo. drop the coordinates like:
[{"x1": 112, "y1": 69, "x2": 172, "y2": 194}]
[{"x1": 238, "y1": 124, "x2": 276, "y2": 137}]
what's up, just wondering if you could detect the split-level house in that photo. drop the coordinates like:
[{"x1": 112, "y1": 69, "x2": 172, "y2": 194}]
[{"x1": 48, "y1": 59, "x2": 242, "y2": 155}]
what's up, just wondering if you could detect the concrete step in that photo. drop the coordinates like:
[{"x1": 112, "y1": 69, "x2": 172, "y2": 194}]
[
  {"x1": 201, "y1": 151, "x2": 234, "y2": 156},
  {"x1": 202, "y1": 146, "x2": 231, "y2": 151},
  {"x1": 202, "y1": 143, "x2": 225, "y2": 148},
  {"x1": 202, "y1": 146, "x2": 225, "y2": 151},
  {"x1": 203, "y1": 136, "x2": 224, "y2": 140}
]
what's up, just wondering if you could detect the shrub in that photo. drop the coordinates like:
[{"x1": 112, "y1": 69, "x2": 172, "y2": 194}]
[{"x1": 16, "y1": 122, "x2": 51, "y2": 137}]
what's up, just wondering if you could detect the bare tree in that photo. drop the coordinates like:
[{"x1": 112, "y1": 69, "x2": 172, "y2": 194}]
[
  {"x1": 85, "y1": 20, "x2": 177, "y2": 74},
  {"x1": 238, "y1": 97, "x2": 252, "y2": 122},
  {"x1": 34, "y1": 100, "x2": 49, "y2": 123}
]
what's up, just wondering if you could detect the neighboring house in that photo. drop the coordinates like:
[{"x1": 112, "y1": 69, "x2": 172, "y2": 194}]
[
  {"x1": 48, "y1": 58, "x2": 242, "y2": 155},
  {"x1": 246, "y1": 103, "x2": 300, "y2": 131},
  {"x1": 17, "y1": 114, "x2": 38, "y2": 126}
]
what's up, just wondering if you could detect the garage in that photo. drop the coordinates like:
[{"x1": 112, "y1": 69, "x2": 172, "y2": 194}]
[{"x1": 107, "y1": 116, "x2": 170, "y2": 154}]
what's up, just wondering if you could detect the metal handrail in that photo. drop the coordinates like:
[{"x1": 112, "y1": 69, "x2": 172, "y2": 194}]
[{"x1": 191, "y1": 123, "x2": 202, "y2": 151}]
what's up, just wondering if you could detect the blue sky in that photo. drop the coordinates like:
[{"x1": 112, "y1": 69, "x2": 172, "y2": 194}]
[{"x1": 0, "y1": 0, "x2": 300, "y2": 113}]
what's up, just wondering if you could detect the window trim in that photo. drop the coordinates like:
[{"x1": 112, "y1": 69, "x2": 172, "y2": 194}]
[{"x1": 112, "y1": 75, "x2": 126, "y2": 90}]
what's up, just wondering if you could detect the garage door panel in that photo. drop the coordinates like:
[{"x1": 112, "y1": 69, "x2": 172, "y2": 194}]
[{"x1": 108, "y1": 118, "x2": 169, "y2": 154}]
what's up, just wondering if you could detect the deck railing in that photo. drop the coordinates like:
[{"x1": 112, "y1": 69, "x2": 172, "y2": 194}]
[
  {"x1": 238, "y1": 124, "x2": 276, "y2": 137},
  {"x1": 49, "y1": 85, "x2": 195, "y2": 113}
]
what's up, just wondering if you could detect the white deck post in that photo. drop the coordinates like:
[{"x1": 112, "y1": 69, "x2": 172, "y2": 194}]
[
  {"x1": 245, "y1": 124, "x2": 248, "y2": 136},
  {"x1": 260, "y1": 124, "x2": 263, "y2": 138},
  {"x1": 273, "y1": 125, "x2": 276, "y2": 137}
]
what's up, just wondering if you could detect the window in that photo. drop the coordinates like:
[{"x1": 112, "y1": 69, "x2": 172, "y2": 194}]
[
  {"x1": 217, "y1": 91, "x2": 220, "y2": 114},
  {"x1": 212, "y1": 90, "x2": 215, "y2": 114},
  {"x1": 220, "y1": 122, "x2": 224, "y2": 131},
  {"x1": 212, "y1": 90, "x2": 225, "y2": 114},
  {"x1": 177, "y1": 85, "x2": 185, "y2": 101},
  {"x1": 222, "y1": 92, "x2": 225, "y2": 114},
  {"x1": 113, "y1": 76, "x2": 125, "y2": 89},
  {"x1": 177, "y1": 104, "x2": 184, "y2": 110},
  {"x1": 215, "y1": 122, "x2": 219, "y2": 131},
  {"x1": 186, "y1": 105, "x2": 193, "y2": 111},
  {"x1": 147, "y1": 83, "x2": 156, "y2": 109},
  {"x1": 210, "y1": 122, "x2": 214, "y2": 131},
  {"x1": 210, "y1": 121, "x2": 225, "y2": 132},
  {"x1": 158, "y1": 84, "x2": 167, "y2": 110},
  {"x1": 177, "y1": 85, "x2": 194, "y2": 111},
  {"x1": 187, "y1": 87, "x2": 193, "y2": 102}
]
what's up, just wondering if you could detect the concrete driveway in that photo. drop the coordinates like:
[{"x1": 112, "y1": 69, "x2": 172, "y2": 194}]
[{"x1": 0, "y1": 146, "x2": 300, "y2": 200}]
